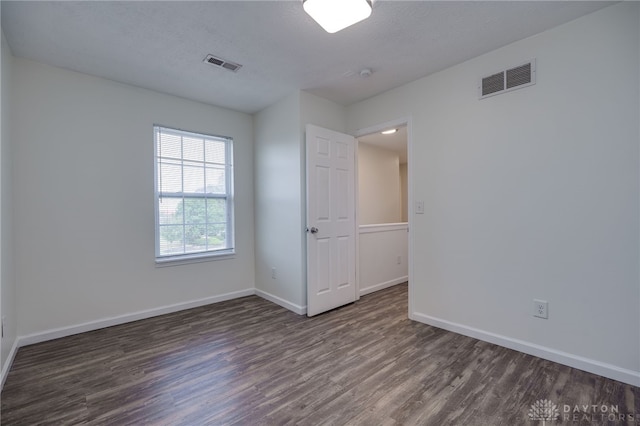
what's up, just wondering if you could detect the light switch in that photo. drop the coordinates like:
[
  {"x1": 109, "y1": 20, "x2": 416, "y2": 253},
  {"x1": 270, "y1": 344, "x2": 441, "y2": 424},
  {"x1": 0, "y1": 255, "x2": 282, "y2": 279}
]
[{"x1": 416, "y1": 201, "x2": 425, "y2": 214}]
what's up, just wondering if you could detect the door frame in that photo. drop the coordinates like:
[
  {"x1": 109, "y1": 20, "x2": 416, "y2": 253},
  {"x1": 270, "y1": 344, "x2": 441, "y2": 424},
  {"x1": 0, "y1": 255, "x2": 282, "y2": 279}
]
[{"x1": 354, "y1": 117, "x2": 414, "y2": 318}]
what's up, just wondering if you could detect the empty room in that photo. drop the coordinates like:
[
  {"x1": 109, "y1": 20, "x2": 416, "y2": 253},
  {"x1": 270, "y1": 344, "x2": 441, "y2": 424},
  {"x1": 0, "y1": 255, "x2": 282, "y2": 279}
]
[{"x1": 0, "y1": 1, "x2": 638, "y2": 424}]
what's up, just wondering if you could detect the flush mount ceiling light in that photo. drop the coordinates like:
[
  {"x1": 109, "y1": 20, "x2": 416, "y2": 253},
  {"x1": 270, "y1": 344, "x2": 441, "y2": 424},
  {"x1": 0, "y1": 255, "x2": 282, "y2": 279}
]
[
  {"x1": 303, "y1": 0, "x2": 373, "y2": 34},
  {"x1": 381, "y1": 129, "x2": 397, "y2": 135}
]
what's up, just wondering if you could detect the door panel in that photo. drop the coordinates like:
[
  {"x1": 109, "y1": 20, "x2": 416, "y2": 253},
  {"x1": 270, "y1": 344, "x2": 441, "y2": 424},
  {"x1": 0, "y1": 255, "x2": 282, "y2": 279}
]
[{"x1": 306, "y1": 124, "x2": 356, "y2": 316}]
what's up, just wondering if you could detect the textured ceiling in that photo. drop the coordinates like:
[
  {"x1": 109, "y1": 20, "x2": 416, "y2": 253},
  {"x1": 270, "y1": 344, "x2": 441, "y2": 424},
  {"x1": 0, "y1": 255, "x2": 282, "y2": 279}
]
[{"x1": 1, "y1": 1, "x2": 615, "y2": 114}]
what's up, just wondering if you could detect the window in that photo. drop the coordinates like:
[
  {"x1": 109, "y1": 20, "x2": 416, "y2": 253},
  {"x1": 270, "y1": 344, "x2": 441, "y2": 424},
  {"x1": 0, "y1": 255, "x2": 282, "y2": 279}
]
[{"x1": 154, "y1": 125, "x2": 234, "y2": 262}]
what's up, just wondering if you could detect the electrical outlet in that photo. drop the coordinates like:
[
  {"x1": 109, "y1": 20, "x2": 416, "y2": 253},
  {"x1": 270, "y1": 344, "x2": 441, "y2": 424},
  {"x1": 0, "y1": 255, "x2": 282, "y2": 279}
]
[
  {"x1": 533, "y1": 299, "x2": 548, "y2": 319},
  {"x1": 415, "y1": 201, "x2": 425, "y2": 214},
  {"x1": 396, "y1": 255, "x2": 402, "y2": 265},
  {"x1": 271, "y1": 267, "x2": 277, "y2": 280}
]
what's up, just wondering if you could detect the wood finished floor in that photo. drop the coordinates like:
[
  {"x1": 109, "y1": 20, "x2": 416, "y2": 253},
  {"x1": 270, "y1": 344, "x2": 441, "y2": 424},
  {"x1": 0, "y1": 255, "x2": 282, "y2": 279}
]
[{"x1": 2, "y1": 284, "x2": 638, "y2": 425}]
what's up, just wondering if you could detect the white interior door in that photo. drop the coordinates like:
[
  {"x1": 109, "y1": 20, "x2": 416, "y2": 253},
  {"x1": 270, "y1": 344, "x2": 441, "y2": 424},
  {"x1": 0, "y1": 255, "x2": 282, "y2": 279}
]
[{"x1": 306, "y1": 124, "x2": 356, "y2": 317}]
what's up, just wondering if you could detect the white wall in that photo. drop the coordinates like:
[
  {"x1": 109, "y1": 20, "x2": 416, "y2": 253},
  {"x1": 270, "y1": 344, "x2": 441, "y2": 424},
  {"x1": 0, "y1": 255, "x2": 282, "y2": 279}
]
[
  {"x1": 12, "y1": 58, "x2": 255, "y2": 337},
  {"x1": 358, "y1": 143, "x2": 402, "y2": 225},
  {"x1": 359, "y1": 224, "x2": 408, "y2": 296},
  {"x1": 1, "y1": 28, "x2": 17, "y2": 378},
  {"x1": 347, "y1": 2, "x2": 640, "y2": 384},
  {"x1": 253, "y1": 90, "x2": 346, "y2": 312},
  {"x1": 253, "y1": 92, "x2": 305, "y2": 311},
  {"x1": 300, "y1": 91, "x2": 347, "y2": 136}
]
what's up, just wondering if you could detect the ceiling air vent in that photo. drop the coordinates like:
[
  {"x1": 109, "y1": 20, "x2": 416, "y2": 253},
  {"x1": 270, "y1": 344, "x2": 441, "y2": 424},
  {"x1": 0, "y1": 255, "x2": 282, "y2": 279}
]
[
  {"x1": 204, "y1": 54, "x2": 242, "y2": 73},
  {"x1": 479, "y1": 59, "x2": 536, "y2": 99}
]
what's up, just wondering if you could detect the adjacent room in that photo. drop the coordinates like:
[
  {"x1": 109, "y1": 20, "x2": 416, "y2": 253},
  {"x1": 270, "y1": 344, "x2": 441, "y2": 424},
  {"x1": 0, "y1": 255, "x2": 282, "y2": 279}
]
[
  {"x1": 358, "y1": 126, "x2": 409, "y2": 297},
  {"x1": 1, "y1": 1, "x2": 638, "y2": 424}
]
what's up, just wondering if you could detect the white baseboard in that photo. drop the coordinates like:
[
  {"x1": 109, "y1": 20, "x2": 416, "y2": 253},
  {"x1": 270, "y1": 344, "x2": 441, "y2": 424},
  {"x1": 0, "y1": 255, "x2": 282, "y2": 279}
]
[
  {"x1": 411, "y1": 311, "x2": 640, "y2": 387},
  {"x1": 1, "y1": 338, "x2": 20, "y2": 390},
  {"x1": 255, "y1": 289, "x2": 307, "y2": 315},
  {"x1": 360, "y1": 276, "x2": 408, "y2": 296},
  {"x1": 18, "y1": 288, "x2": 255, "y2": 347}
]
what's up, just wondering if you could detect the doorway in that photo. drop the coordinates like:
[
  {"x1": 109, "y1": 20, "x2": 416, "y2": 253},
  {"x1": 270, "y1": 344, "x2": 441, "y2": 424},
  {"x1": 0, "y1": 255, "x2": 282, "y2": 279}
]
[
  {"x1": 304, "y1": 119, "x2": 413, "y2": 318},
  {"x1": 355, "y1": 120, "x2": 412, "y2": 311}
]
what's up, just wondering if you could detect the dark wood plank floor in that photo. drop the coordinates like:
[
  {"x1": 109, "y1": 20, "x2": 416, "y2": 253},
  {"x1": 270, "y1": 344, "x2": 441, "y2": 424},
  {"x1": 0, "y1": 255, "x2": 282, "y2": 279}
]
[{"x1": 2, "y1": 284, "x2": 638, "y2": 425}]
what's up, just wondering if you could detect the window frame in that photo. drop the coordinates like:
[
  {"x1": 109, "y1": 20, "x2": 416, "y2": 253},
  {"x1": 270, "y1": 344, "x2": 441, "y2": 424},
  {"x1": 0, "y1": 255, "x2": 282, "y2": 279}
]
[{"x1": 153, "y1": 125, "x2": 235, "y2": 264}]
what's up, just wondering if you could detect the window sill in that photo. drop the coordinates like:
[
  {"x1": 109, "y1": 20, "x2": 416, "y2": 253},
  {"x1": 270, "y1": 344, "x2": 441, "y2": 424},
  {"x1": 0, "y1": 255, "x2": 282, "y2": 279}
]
[{"x1": 155, "y1": 250, "x2": 235, "y2": 267}]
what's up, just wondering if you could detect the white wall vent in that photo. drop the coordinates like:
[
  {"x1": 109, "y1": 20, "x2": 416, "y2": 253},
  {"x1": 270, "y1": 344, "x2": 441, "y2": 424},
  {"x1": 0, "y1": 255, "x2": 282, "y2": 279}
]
[
  {"x1": 204, "y1": 54, "x2": 242, "y2": 72},
  {"x1": 479, "y1": 59, "x2": 536, "y2": 99}
]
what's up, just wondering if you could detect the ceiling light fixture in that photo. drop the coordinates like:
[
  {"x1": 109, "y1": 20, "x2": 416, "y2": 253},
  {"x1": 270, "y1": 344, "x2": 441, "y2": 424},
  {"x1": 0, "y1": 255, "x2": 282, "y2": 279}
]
[
  {"x1": 381, "y1": 129, "x2": 397, "y2": 135},
  {"x1": 303, "y1": 0, "x2": 373, "y2": 34}
]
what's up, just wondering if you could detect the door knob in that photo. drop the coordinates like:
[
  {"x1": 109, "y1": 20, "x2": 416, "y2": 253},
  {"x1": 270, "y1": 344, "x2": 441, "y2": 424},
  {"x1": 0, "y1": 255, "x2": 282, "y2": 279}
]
[{"x1": 309, "y1": 227, "x2": 319, "y2": 234}]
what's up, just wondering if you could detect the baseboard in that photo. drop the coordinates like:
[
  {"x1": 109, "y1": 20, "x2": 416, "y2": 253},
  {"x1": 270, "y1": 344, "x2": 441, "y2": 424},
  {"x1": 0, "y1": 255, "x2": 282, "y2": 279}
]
[
  {"x1": 411, "y1": 312, "x2": 640, "y2": 387},
  {"x1": 18, "y1": 288, "x2": 256, "y2": 347},
  {"x1": 255, "y1": 289, "x2": 307, "y2": 315},
  {"x1": 1, "y1": 338, "x2": 20, "y2": 391},
  {"x1": 360, "y1": 276, "x2": 408, "y2": 296}
]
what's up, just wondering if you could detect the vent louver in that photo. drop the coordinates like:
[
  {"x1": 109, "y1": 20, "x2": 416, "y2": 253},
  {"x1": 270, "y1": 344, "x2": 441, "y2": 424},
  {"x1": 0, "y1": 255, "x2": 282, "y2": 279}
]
[
  {"x1": 506, "y1": 62, "x2": 532, "y2": 89},
  {"x1": 479, "y1": 59, "x2": 536, "y2": 99},
  {"x1": 482, "y1": 72, "x2": 505, "y2": 97},
  {"x1": 204, "y1": 54, "x2": 242, "y2": 72}
]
